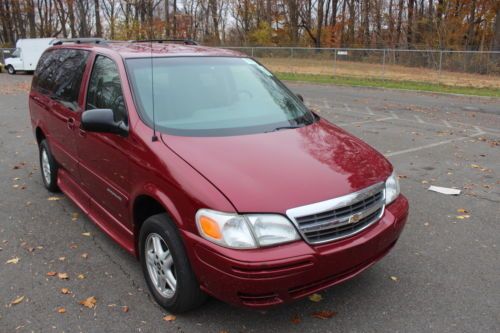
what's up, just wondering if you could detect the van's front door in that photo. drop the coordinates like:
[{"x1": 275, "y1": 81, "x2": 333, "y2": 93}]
[{"x1": 77, "y1": 54, "x2": 132, "y2": 244}]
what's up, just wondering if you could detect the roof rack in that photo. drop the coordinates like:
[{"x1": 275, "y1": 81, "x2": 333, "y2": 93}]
[
  {"x1": 128, "y1": 38, "x2": 198, "y2": 45},
  {"x1": 52, "y1": 38, "x2": 107, "y2": 46}
]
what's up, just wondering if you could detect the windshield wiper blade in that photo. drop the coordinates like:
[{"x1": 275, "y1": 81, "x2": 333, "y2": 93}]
[{"x1": 265, "y1": 125, "x2": 304, "y2": 133}]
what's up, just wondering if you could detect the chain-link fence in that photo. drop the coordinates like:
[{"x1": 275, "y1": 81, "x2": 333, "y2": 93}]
[{"x1": 225, "y1": 47, "x2": 500, "y2": 88}]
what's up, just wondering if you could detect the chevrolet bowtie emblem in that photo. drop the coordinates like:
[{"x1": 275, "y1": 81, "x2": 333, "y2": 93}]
[{"x1": 349, "y1": 213, "x2": 362, "y2": 224}]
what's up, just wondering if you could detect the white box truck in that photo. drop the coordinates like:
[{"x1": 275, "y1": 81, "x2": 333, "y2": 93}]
[{"x1": 5, "y1": 38, "x2": 56, "y2": 74}]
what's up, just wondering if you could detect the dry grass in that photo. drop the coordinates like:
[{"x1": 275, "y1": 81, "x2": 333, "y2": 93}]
[{"x1": 259, "y1": 57, "x2": 500, "y2": 89}]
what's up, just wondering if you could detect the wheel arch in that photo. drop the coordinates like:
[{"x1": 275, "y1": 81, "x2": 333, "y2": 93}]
[
  {"x1": 131, "y1": 191, "x2": 184, "y2": 257},
  {"x1": 35, "y1": 126, "x2": 46, "y2": 145}
]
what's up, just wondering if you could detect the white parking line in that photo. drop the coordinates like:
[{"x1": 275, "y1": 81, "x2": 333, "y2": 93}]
[
  {"x1": 414, "y1": 115, "x2": 425, "y2": 124},
  {"x1": 338, "y1": 117, "x2": 394, "y2": 126},
  {"x1": 385, "y1": 132, "x2": 483, "y2": 157},
  {"x1": 442, "y1": 120, "x2": 453, "y2": 128},
  {"x1": 389, "y1": 111, "x2": 399, "y2": 119}
]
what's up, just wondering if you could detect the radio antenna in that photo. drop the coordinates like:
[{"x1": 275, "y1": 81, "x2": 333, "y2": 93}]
[{"x1": 150, "y1": 20, "x2": 158, "y2": 142}]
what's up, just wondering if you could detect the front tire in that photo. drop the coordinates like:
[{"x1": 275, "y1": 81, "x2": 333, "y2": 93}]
[
  {"x1": 139, "y1": 213, "x2": 207, "y2": 313},
  {"x1": 7, "y1": 65, "x2": 15, "y2": 75},
  {"x1": 39, "y1": 139, "x2": 59, "y2": 192}
]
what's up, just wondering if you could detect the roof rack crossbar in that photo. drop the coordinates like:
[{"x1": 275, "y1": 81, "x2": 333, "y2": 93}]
[
  {"x1": 128, "y1": 38, "x2": 198, "y2": 45},
  {"x1": 52, "y1": 38, "x2": 107, "y2": 46}
]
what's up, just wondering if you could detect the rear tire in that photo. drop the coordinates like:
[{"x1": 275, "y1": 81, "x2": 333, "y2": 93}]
[
  {"x1": 139, "y1": 213, "x2": 207, "y2": 313},
  {"x1": 7, "y1": 65, "x2": 15, "y2": 75},
  {"x1": 39, "y1": 139, "x2": 59, "y2": 192}
]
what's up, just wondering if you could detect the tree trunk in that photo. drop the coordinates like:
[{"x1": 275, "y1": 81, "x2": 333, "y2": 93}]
[
  {"x1": 0, "y1": 0, "x2": 12, "y2": 44},
  {"x1": 67, "y1": 0, "x2": 76, "y2": 37},
  {"x1": 94, "y1": 0, "x2": 102, "y2": 37},
  {"x1": 340, "y1": 0, "x2": 347, "y2": 46},
  {"x1": 209, "y1": 0, "x2": 220, "y2": 44},
  {"x1": 316, "y1": 0, "x2": 324, "y2": 48},
  {"x1": 464, "y1": 0, "x2": 477, "y2": 50},
  {"x1": 287, "y1": 0, "x2": 299, "y2": 45},
  {"x1": 266, "y1": 0, "x2": 272, "y2": 27},
  {"x1": 407, "y1": 0, "x2": 414, "y2": 48},
  {"x1": 493, "y1": 3, "x2": 500, "y2": 51},
  {"x1": 26, "y1": 0, "x2": 37, "y2": 37},
  {"x1": 362, "y1": 0, "x2": 370, "y2": 47},
  {"x1": 330, "y1": 0, "x2": 338, "y2": 26},
  {"x1": 347, "y1": 0, "x2": 355, "y2": 46},
  {"x1": 388, "y1": 0, "x2": 394, "y2": 47},
  {"x1": 171, "y1": 0, "x2": 177, "y2": 36},
  {"x1": 165, "y1": 0, "x2": 170, "y2": 37},
  {"x1": 396, "y1": 0, "x2": 404, "y2": 48}
]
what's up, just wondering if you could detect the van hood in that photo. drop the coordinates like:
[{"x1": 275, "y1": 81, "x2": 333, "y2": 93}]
[{"x1": 161, "y1": 119, "x2": 392, "y2": 213}]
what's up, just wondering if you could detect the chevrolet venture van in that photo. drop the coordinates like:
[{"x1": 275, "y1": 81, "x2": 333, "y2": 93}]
[{"x1": 29, "y1": 39, "x2": 409, "y2": 313}]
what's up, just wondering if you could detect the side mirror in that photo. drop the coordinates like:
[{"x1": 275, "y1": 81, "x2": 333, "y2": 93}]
[
  {"x1": 296, "y1": 93, "x2": 304, "y2": 102},
  {"x1": 81, "y1": 109, "x2": 127, "y2": 136}
]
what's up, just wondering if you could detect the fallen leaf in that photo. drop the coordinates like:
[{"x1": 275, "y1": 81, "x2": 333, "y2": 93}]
[
  {"x1": 79, "y1": 296, "x2": 97, "y2": 309},
  {"x1": 290, "y1": 314, "x2": 301, "y2": 324},
  {"x1": 58, "y1": 272, "x2": 69, "y2": 280},
  {"x1": 60, "y1": 288, "x2": 71, "y2": 294},
  {"x1": 390, "y1": 276, "x2": 398, "y2": 282},
  {"x1": 58, "y1": 256, "x2": 66, "y2": 261},
  {"x1": 122, "y1": 306, "x2": 129, "y2": 313},
  {"x1": 47, "y1": 196, "x2": 61, "y2": 201},
  {"x1": 77, "y1": 274, "x2": 86, "y2": 280},
  {"x1": 308, "y1": 293, "x2": 323, "y2": 302},
  {"x1": 471, "y1": 164, "x2": 480, "y2": 169},
  {"x1": 6, "y1": 257, "x2": 20, "y2": 264},
  {"x1": 163, "y1": 315, "x2": 176, "y2": 322},
  {"x1": 10, "y1": 295, "x2": 25, "y2": 305},
  {"x1": 71, "y1": 212, "x2": 79, "y2": 221},
  {"x1": 312, "y1": 310, "x2": 337, "y2": 319},
  {"x1": 81, "y1": 253, "x2": 89, "y2": 259},
  {"x1": 82, "y1": 232, "x2": 91, "y2": 237},
  {"x1": 456, "y1": 215, "x2": 470, "y2": 220},
  {"x1": 457, "y1": 208, "x2": 468, "y2": 214},
  {"x1": 57, "y1": 307, "x2": 66, "y2": 313},
  {"x1": 47, "y1": 271, "x2": 57, "y2": 276}
]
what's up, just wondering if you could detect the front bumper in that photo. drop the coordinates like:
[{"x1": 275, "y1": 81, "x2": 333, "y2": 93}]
[{"x1": 182, "y1": 195, "x2": 409, "y2": 308}]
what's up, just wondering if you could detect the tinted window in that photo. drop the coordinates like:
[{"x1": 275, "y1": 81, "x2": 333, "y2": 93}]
[
  {"x1": 33, "y1": 49, "x2": 89, "y2": 110},
  {"x1": 86, "y1": 56, "x2": 127, "y2": 124},
  {"x1": 125, "y1": 57, "x2": 314, "y2": 136},
  {"x1": 33, "y1": 50, "x2": 59, "y2": 94}
]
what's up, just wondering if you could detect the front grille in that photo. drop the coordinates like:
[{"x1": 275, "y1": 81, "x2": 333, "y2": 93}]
[{"x1": 286, "y1": 182, "x2": 385, "y2": 244}]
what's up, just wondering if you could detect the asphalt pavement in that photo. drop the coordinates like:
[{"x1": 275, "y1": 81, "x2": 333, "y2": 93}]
[{"x1": 0, "y1": 73, "x2": 499, "y2": 332}]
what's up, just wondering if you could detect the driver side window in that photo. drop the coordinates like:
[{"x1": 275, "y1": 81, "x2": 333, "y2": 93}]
[{"x1": 86, "y1": 55, "x2": 127, "y2": 125}]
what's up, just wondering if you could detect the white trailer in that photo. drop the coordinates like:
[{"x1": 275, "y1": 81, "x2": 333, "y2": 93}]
[{"x1": 5, "y1": 38, "x2": 56, "y2": 74}]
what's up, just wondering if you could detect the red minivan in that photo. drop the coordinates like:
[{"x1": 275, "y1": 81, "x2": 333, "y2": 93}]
[{"x1": 29, "y1": 39, "x2": 408, "y2": 313}]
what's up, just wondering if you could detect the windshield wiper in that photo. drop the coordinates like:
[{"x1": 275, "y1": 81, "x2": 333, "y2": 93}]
[{"x1": 265, "y1": 125, "x2": 304, "y2": 133}]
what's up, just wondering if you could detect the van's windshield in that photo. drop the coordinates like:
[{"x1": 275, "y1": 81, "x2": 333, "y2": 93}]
[{"x1": 125, "y1": 57, "x2": 315, "y2": 136}]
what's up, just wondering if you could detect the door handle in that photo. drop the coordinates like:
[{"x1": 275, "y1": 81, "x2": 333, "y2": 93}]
[{"x1": 67, "y1": 118, "x2": 75, "y2": 129}]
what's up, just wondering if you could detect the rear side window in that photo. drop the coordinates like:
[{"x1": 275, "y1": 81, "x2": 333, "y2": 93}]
[
  {"x1": 33, "y1": 49, "x2": 89, "y2": 110},
  {"x1": 86, "y1": 55, "x2": 127, "y2": 125}
]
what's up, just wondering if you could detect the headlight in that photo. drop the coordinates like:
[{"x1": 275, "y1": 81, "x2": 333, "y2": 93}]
[
  {"x1": 385, "y1": 171, "x2": 400, "y2": 205},
  {"x1": 195, "y1": 209, "x2": 300, "y2": 249}
]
